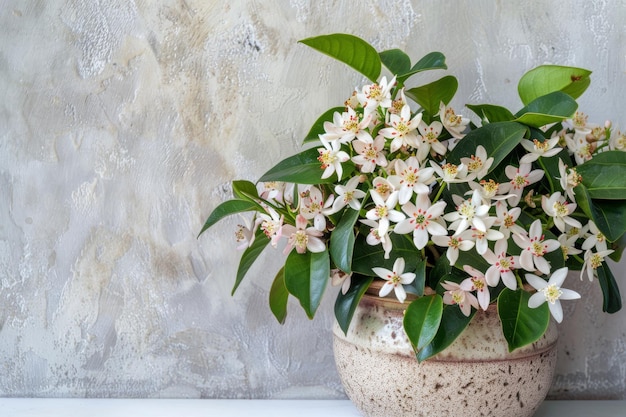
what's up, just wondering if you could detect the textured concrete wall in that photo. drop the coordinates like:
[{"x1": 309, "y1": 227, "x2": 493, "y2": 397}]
[{"x1": 1, "y1": 0, "x2": 625, "y2": 399}]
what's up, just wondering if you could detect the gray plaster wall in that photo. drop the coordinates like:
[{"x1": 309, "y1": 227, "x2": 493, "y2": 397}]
[{"x1": 1, "y1": 0, "x2": 625, "y2": 399}]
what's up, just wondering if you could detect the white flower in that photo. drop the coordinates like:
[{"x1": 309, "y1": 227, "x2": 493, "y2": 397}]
[
  {"x1": 257, "y1": 181, "x2": 286, "y2": 203},
  {"x1": 379, "y1": 104, "x2": 422, "y2": 152},
  {"x1": 351, "y1": 135, "x2": 388, "y2": 173},
  {"x1": 360, "y1": 219, "x2": 393, "y2": 259},
  {"x1": 527, "y1": 267, "x2": 581, "y2": 323},
  {"x1": 394, "y1": 194, "x2": 448, "y2": 249},
  {"x1": 581, "y1": 249, "x2": 615, "y2": 281},
  {"x1": 331, "y1": 176, "x2": 367, "y2": 213},
  {"x1": 500, "y1": 163, "x2": 544, "y2": 206},
  {"x1": 558, "y1": 233, "x2": 582, "y2": 261},
  {"x1": 609, "y1": 130, "x2": 626, "y2": 151},
  {"x1": 519, "y1": 136, "x2": 561, "y2": 163},
  {"x1": 257, "y1": 207, "x2": 284, "y2": 247},
  {"x1": 494, "y1": 201, "x2": 525, "y2": 239},
  {"x1": 365, "y1": 190, "x2": 405, "y2": 237},
  {"x1": 564, "y1": 129, "x2": 593, "y2": 165},
  {"x1": 281, "y1": 214, "x2": 326, "y2": 255},
  {"x1": 460, "y1": 145, "x2": 494, "y2": 181},
  {"x1": 438, "y1": 102, "x2": 470, "y2": 139},
  {"x1": 388, "y1": 156, "x2": 435, "y2": 204},
  {"x1": 461, "y1": 265, "x2": 490, "y2": 311},
  {"x1": 321, "y1": 106, "x2": 373, "y2": 144},
  {"x1": 417, "y1": 120, "x2": 446, "y2": 160},
  {"x1": 234, "y1": 214, "x2": 257, "y2": 250},
  {"x1": 299, "y1": 185, "x2": 334, "y2": 231},
  {"x1": 557, "y1": 159, "x2": 582, "y2": 202},
  {"x1": 331, "y1": 269, "x2": 352, "y2": 295},
  {"x1": 357, "y1": 75, "x2": 396, "y2": 117},
  {"x1": 512, "y1": 219, "x2": 560, "y2": 275},
  {"x1": 431, "y1": 230, "x2": 475, "y2": 266},
  {"x1": 581, "y1": 220, "x2": 608, "y2": 252},
  {"x1": 541, "y1": 192, "x2": 582, "y2": 233},
  {"x1": 430, "y1": 161, "x2": 468, "y2": 186},
  {"x1": 444, "y1": 190, "x2": 491, "y2": 236},
  {"x1": 483, "y1": 240, "x2": 519, "y2": 290},
  {"x1": 441, "y1": 280, "x2": 479, "y2": 316},
  {"x1": 468, "y1": 217, "x2": 504, "y2": 255},
  {"x1": 372, "y1": 257, "x2": 416, "y2": 303},
  {"x1": 317, "y1": 137, "x2": 350, "y2": 180}
]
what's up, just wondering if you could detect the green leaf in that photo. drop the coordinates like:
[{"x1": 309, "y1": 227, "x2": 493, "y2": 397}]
[
  {"x1": 379, "y1": 49, "x2": 411, "y2": 75},
  {"x1": 259, "y1": 147, "x2": 354, "y2": 184},
  {"x1": 405, "y1": 75, "x2": 458, "y2": 116},
  {"x1": 284, "y1": 249, "x2": 330, "y2": 319},
  {"x1": 232, "y1": 180, "x2": 259, "y2": 200},
  {"x1": 303, "y1": 106, "x2": 346, "y2": 145},
  {"x1": 233, "y1": 228, "x2": 270, "y2": 295},
  {"x1": 447, "y1": 121, "x2": 527, "y2": 173},
  {"x1": 334, "y1": 276, "x2": 374, "y2": 334},
  {"x1": 417, "y1": 305, "x2": 474, "y2": 362},
  {"x1": 330, "y1": 208, "x2": 360, "y2": 273},
  {"x1": 397, "y1": 52, "x2": 447, "y2": 84},
  {"x1": 575, "y1": 184, "x2": 626, "y2": 243},
  {"x1": 576, "y1": 150, "x2": 626, "y2": 200},
  {"x1": 518, "y1": 65, "x2": 592, "y2": 105},
  {"x1": 406, "y1": 256, "x2": 427, "y2": 296},
  {"x1": 597, "y1": 263, "x2": 622, "y2": 313},
  {"x1": 198, "y1": 199, "x2": 260, "y2": 237},
  {"x1": 269, "y1": 267, "x2": 288, "y2": 324},
  {"x1": 404, "y1": 294, "x2": 444, "y2": 352},
  {"x1": 497, "y1": 288, "x2": 550, "y2": 352},
  {"x1": 514, "y1": 91, "x2": 578, "y2": 127},
  {"x1": 299, "y1": 33, "x2": 381, "y2": 82},
  {"x1": 466, "y1": 103, "x2": 515, "y2": 123}
]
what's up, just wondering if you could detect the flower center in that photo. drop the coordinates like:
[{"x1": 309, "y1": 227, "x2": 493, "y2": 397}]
[
  {"x1": 468, "y1": 155, "x2": 483, "y2": 172},
  {"x1": 542, "y1": 284, "x2": 562, "y2": 304},
  {"x1": 498, "y1": 257, "x2": 513, "y2": 271},
  {"x1": 318, "y1": 149, "x2": 336, "y2": 168},
  {"x1": 590, "y1": 253, "x2": 603, "y2": 269},
  {"x1": 424, "y1": 128, "x2": 438, "y2": 143},
  {"x1": 368, "y1": 84, "x2": 382, "y2": 101},
  {"x1": 293, "y1": 230, "x2": 308, "y2": 250},
  {"x1": 553, "y1": 200, "x2": 569, "y2": 217},
  {"x1": 512, "y1": 173, "x2": 529, "y2": 189},
  {"x1": 401, "y1": 167, "x2": 418, "y2": 185},
  {"x1": 480, "y1": 179, "x2": 499, "y2": 196},
  {"x1": 442, "y1": 163, "x2": 458, "y2": 179},
  {"x1": 395, "y1": 121, "x2": 410, "y2": 135},
  {"x1": 531, "y1": 241, "x2": 547, "y2": 256},
  {"x1": 471, "y1": 277, "x2": 485, "y2": 291},
  {"x1": 451, "y1": 291, "x2": 464, "y2": 304},
  {"x1": 503, "y1": 214, "x2": 515, "y2": 228},
  {"x1": 459, "y1": 201, "x2": 475, "y2": 220},
  {"x1": 375, "y1": 205, "x2": 388, "y2": 219},
  {"x1": 533, "y1": 138, "x2": 549, "y2": 152}
]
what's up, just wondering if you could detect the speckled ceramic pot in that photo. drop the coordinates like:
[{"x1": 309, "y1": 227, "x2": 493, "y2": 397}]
[{"x1": 333, "y1": 285, "x2": 558, "y2": 417}]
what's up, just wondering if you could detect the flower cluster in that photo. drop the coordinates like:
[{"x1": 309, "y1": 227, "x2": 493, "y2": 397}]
[{"x1": 201, "y1": 34, "x2": 626, "y2": 358}]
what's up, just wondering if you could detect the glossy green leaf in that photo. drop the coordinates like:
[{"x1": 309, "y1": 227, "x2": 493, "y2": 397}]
[
  {"x1": 198, "y1": 199, "x2": 260, "y2": 237},
  {"x1": 417, "y1": 305, "x2": 475, "y2": 362},
  {"x1": 576, "y1": 151, "x2": 626, "y2": 200},
  {"x1": 575, "y1": 184, "x2": 626, "y2": 243},
  {"x1": 259, "y1": 147, "x2": 354, "y2": 184},
  {"x1": 497, "y1": 288, "x2": 550, "y2": 352},
  {"x1": 405, "y1": 256, "x2": 427, "y2": 296},
  {"x1": 404, "y1": 294, "x2": 443, "y2": 352},
  {"x1": 303, "y1": 106, "x2": 346, "y2": 144},
  {"x1": 597, "y1": 263, "x2": 622, "y2": 314},
  {"x1": 284, "y1": 249, "x2": 330, "y2": 319},
  {"x1": 466, "y1": 103, "x2": 515, "y2": 123},
  {"x1": 518, "y1": 65, "x2": 592, "y2": 105},
  {"x1": 405, "y1": 75, "x2": 458, "y2": 116},
  {"x1": 299, "y1": 34, "x2": 381, "y2": 82},
  {"x1": 379, "y1": 49, "x2": 411, "y2": 75},
  {"x1": 233, "y1": 228, "x2": 270, "y2": 295},
  {"x1": 269, "y1": 267, "x2": 288, "y2": 324},
  {"x1": 330, "y1": 208, "x2": 360, "y2": 273},
  {"x1": 514, "y1": 91, "x2": 578, "y2": 127},
  {"x1": 334, "y1": 276, "x2": 374, "y2": 334},
  {"x1": 397, "y1": 52, "x2": 447, "y2": 84},
  {"x1": 447, "y1": 121, "x2": 527, "y2": 173},
  {"x1": 232, "y1": 180, "x2": 259, "y2": 200}
]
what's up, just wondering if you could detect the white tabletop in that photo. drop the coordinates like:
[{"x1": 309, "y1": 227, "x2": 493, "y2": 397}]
[{"x1": 0, "y1": 399, "x2": 624, "y2": 417}]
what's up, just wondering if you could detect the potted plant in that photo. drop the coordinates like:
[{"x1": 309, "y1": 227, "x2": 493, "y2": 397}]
[{"x1": 199, "y1": 34, "x2": 626, "y2": 417}]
